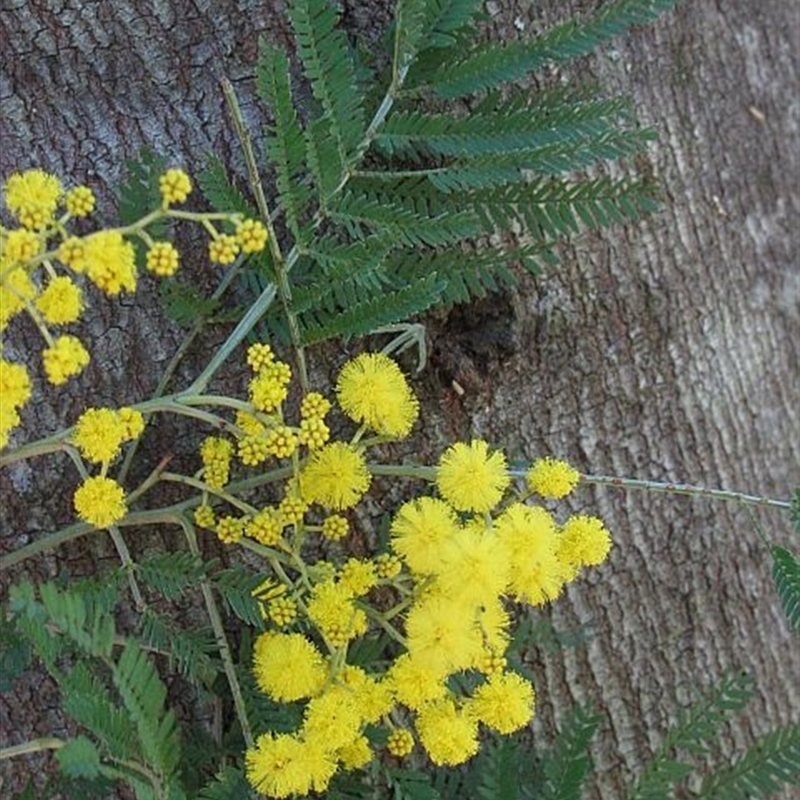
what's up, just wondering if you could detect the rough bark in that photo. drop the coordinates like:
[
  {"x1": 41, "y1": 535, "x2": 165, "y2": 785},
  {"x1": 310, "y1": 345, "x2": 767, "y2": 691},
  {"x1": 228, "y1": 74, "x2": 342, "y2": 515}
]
[{"x1": 1, "y1": 1, "x2": 798, "y2": 798}]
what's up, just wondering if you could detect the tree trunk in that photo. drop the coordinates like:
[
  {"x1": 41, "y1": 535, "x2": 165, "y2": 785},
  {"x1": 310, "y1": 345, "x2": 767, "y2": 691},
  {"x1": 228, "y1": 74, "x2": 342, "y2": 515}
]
[{"x1": 1, "y1": 1, "x2": 797, "y2": 797}]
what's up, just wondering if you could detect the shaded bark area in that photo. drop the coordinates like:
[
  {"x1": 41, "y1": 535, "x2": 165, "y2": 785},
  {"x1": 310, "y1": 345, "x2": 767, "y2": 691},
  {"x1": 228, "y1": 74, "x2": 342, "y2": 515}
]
[{"x1": 1, "y1": 1, "x2": 798, "y2": 798}]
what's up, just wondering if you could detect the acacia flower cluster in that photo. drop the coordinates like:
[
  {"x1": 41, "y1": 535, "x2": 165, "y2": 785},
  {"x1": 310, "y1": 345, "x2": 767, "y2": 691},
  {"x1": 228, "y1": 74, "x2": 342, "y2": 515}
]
[
  {"x1": 0, "y1": 167, "x2": 268, "y2": 448},
  {"x1": 189, "y1": 343, "x2": 612, "y2": 798},
  {"x1": 70, "y1": 406, "x2": 145, "y2": 529}
]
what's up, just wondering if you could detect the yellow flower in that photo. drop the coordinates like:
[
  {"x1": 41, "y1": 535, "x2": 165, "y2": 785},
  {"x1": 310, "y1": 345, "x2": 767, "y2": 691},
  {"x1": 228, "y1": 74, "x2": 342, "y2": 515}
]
[
  {"x1": 252, "y1": 631, "x2": 326, "y2": 702},
  {"x1": 321, "y1": 514, "x2": 348, "y2": 541},
  {"x1": 249, "y1": 365, "x2": 290, "y2": 413},
  {"x1": 82, "y1": 230, "x2": 137, "y2": 295},
  {"x1": 236, "y1": 218, "x2": 269, "y2": 253},
  {"x1": 527, "y1": 456, "x2": 581, "y2": 499},
  {"x1": 386, "y1": 653, "x2": 448, "y2": 711},
  {"x1": 387, "y1": 728, "x2": 415, "y2": 757},
  {"x1": 145, "y1": 241, "x2": 180, "y2": 277},
  {"x1": 72, "y1": 408, "x2": 128, "y2": 463},
  {"x1": 246, "y1": 507, "x2": 283, "y2": 545},
  {"x1": 495, "y1": 503, "x2": 564, "y2": 606},
  {"x1": 267, "y1": 595, "x2": 297, "y2": 626},
  {"x1": 433, "y1": 520, "x2": 510, "y2": 604},
  {"x1": 4, "y1": 228, "x2": 42, "y2": 263},
  {"x1": 300, "y1": 391, "x2": 331, "y2": 419},
  {"x1": 246, "y1": 732, "x2": 335, "y2": 799},
  {"x1": 200, "y1": 436, "x2": 234, "y2": 489},
  {"x1": 466, "y1": 671, "x2": 535, "y2": 734},
  {"x1": 35, "y1": 276, "x2": 83, "y2": 325},
  {"x1": 302, "y1": 687, "x2": 363, "y2": 751},
  {"x1": 390, "y1": 496, "x2": 459, "y2": 574},
  {"x1": 159, "y1": 168, "x2": 192, "y2": 205},
  {"x1": 73, "y1": 476, "x2": 127, "y2": 528},
  {"x1": 405, "y1": 592, "x2": 484, "y2": 675},
  {"x1": 0, "y1": 266, "x2": 38, "y2": 330},
  {"x1": 0, "y1": 359, "x2": 32, "y2": 410},
  {"x1": 208, "y1": 233, "x2": 240, "y2": 265},
  {"x1": 300, "y1": 442, "x2": 371, "y2": 510},
  {"x1": 194, "y1": 504, "x2": 216, "y2": 529},
  {"x1": 118, "y1": 407, "x2": 145, "y2": 440},
  {"x1": 42, "y1": 335, "x2": 90, "y2": 385},
  {"x1": 306, "y1": 578, "x2": 367, "y2": 647},
  {"x1": 3, "y1": 169, "x2": 63, "y2": 229},
  {"x1": 415, "y1": 698, "x2": 479, "y2": 766},
  {"x1": 64, "y1": 185, "x2": 95, "y2": 217},
  {"x1": 337, "y1": 735, "x2": 372, "y2": 770},
  {"x1": 246, "y1": 342, "x2": 275, "y2": 372},
  {"x1": 339, "y1": 558, "x2": 377, "y2": 596},
  {"x1": 436, "y1": 439, "x2": 509, "y2": 513},
  {"x1": 298, "y1": 416, "x2": 330, "y2": 450},
  {"x1": 215, "y1": 515, "x2": 245, "y2": 544},
  {"x1": 558, "y1": 514, "x2": 612, "y2": 579},
  {"x1": 336, "y1": 352, "x2": 419, "y2": 438}
]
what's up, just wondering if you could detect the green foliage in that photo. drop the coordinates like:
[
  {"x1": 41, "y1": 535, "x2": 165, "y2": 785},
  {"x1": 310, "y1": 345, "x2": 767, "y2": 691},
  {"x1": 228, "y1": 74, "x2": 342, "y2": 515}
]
[
  {"x1": 56, "y1": 735, "x2": 102, "y2": 779},
  {"x1": 539, "y1": 705, "x2": 602, "y2": 800},
  {"x1": 138, "y1": 608, "x2": 220, "y2": 685},
  {"x1": 118, "y1": 147, "x2": 170, "y2": 237},
  {"x1": 210, "y1": 566, "x2": 270, "y2": 628},
  {"x1": 136, "y1": 550, "x2": 208, "y2": 599},
  {"x1": 696, "y1": 723, "x2": 800, "y2": 799},
  {"x1": 198, "y1": 0, "x2": 671, "y2": 347},
  {"x1": 198, "y1": 767, "x2": 254, "y2": 800},
  {"x1": 771, "y1": 545, "x2": 800, "y2": 632},
  {"x1": 629, "y1": 671, "x2": 755, "y2": 800}
]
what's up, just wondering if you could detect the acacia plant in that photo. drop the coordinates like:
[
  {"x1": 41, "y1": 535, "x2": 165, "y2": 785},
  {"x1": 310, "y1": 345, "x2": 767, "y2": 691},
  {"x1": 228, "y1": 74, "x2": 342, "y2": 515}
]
[{"x1": 1, "y1": 1, "x2": 798, "y2": 800}]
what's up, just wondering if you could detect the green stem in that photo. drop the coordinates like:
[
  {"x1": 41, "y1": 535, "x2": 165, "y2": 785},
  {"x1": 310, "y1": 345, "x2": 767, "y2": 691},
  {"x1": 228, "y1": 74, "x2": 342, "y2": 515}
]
[
  {"x1": 179, "y1": 515, "x2": 254, "y2": 749},
  {"x1": 0, "y1": 737, "x2": 65, "y2": 759},
  {"x1": 185, "y1": 282, "x2": 277, "y2": 395},
  {"x1": 575, "y1": 472, "x2": 792, "y2": 511},
  {"x1": 118, "y1": 256, "x2": 247, "y2": 484},
  {"x1": 221, "y1": 77, "x2": 309, "y2": 391}
]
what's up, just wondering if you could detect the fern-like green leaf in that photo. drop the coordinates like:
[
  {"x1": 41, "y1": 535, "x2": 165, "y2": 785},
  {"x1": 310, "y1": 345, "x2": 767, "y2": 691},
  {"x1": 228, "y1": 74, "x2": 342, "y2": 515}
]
[
  {"x1": 39, "y1": 582, "x2": 115, "y2": 658},
  {"x1": 300, "y1": 273, "x2": 446, "y2": 345},
  {"x1": 138, "y1": 609, "x2": 219, "y2": 686},
  {"x1": 288, "y1": 0, "x2": 364, "y2": 160},
  {"x1": 112, "y1": 640, "x2": 182, "y2": 783},
  {"x1": 136, "y1": 551, "x2": 208, "y2": 600},
  {"x1": 375, "y1": 92, "x2": 633, "y2": 160},
  {"x1": 771, "y1": 546, "x2": 800, "y2": 632},
  {"x1": 61, "y1": 662, "x2": 139, "y2": 762},
  {"x1": 393, "y1": 0, "x2": 484, "y2": 71},
  {"x1": 697, "y1": 723, "x2": 800, "y2": 800},
  {"x1": 198, "y1": 767, "x2": 253, "y2": 800},
  {"x1": 118, "y1": 148, "x2": 170, "y2": 234},
  {"x1": 417, "y1": 0, "x2": 680, "y2": 98},
  {"x1": 257, "y1": 42, "x2": 314, "y2": 244},
  {"x1": 474, "y1": 177, "x2": 659, "y2": 241},
  {"x1": 540, "y1": 704, "x2": 602, "y2": 800},
  {"x1": 56, "y1": 736, "x2": 102, "y2": 779},
  {"x1": 629, "y1": 672, "x2": 755, "y2": 800},
  {"x1": 197, "y1": 154, "x2": 256, "y2": 217},
  {"x1": 331, "y1": 191, "x2": 481, "y2": 247},
  {"x1": 211, "y1": 568, "x2": 269, "y2": 628}
]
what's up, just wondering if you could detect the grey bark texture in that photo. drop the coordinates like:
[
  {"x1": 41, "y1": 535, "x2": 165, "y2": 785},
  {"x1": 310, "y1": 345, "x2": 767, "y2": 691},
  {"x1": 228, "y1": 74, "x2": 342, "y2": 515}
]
[{"x1": 1, "y1": 1, "x2": 798, "y2": 798}]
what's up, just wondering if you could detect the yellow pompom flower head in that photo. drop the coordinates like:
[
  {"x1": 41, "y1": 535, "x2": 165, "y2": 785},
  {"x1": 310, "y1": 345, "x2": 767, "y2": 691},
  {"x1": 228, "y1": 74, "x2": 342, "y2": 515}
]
[
  {"x1": 159, "y1": 168, "x2": 192, "y2": 206},
  {"x1": 3, "y1": 169, "x2": 63, "y2": 229},
  {"x1": 300, "y1": 442, "x2": 371, "y2": 510},
  {"x1": 336, "y1": 352, "x2": 419, "y2": 438},
  {"x1": 73, "y1": 476, "x2": 127, "y2": 529},
  {"x1": 64, "y1": 185, "x2": 96, "y2": 218},
  {"x1": 436, "y1": 439, "x2": 509, "y2": 513},
  {"x1": 527, "y1": 456, "x2": 581, "y2": 499}
]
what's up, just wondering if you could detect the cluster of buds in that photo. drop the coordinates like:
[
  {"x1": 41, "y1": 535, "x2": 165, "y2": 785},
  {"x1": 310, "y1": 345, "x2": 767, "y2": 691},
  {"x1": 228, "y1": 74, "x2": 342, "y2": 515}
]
[{"x1": 0, "y1": 168, "x2": 269, "y2": 448}]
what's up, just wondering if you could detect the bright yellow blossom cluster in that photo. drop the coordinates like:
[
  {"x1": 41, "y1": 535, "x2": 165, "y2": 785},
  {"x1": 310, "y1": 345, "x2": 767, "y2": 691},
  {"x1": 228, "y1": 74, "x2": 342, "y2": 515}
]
[
  {"x1": 0, "y1": 167, "x2": 269, "y2": 449},
  {"x1": 69, "y1": 406, "x2": 145, "y2": 529},
  {"x1": 188, "y1": 343, "x2": 612, "y2": 797}
]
